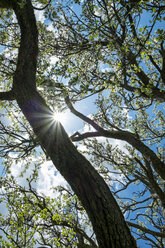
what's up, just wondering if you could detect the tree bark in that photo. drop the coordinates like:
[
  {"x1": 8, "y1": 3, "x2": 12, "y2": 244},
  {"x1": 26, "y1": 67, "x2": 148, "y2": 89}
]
[{"x1": 0, "y1": 0, "x2": 137, "y2": 247}]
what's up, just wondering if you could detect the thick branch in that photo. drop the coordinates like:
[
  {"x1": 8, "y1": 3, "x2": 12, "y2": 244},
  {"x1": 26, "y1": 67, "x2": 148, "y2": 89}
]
[
  {"x1": 65, "y1": 95, "x2": 104, "y2": 132},
  {"x1": 0, "y1": 0, "x2": 13, "y2": 9},
  {"x1": 0, "y1": 90, "x2": 15, "y2": 100},
  {"x1": 68, "y1": 104, "x2": 165, "y2": 180},
  {"x1": 145, "y1": 160, "x2": 165, "y2": 208}
]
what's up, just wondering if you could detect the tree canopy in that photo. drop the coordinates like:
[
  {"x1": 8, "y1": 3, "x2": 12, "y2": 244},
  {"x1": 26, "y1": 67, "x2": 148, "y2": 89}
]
[{"x1": 0, "y1": 0, "x2": 165, "y2": 247}]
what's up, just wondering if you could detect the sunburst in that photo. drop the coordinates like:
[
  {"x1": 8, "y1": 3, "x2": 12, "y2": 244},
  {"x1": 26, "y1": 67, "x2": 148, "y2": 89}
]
[{"x1": 52, "y1": 111, "x2": 66, "y2": 124}]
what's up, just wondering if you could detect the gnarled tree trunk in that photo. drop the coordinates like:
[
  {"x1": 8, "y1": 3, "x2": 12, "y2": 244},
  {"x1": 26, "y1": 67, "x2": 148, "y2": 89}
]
[{"x1": 0, "y1": 0, "x2": 137, "y2": 247}]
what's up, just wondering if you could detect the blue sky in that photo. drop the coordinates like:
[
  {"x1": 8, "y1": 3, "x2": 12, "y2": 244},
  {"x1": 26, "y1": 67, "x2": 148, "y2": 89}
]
[{"x1": 0, "y1": 1, "x2": 165, "y2": 247}]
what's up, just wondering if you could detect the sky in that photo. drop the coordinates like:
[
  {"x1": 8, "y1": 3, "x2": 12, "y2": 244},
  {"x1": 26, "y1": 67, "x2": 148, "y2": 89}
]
[
  {"x1": 34, "y1": 3, "x2": 165, "y2": 247},
  {"x1": 0, "y1": 1, "x2": 164, "y2": 247}
]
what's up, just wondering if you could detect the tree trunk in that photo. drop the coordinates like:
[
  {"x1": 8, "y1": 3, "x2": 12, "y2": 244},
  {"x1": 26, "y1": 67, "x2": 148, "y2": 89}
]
[{"x1": 0, "y1": 0, "x2": 137, "y2": 247}]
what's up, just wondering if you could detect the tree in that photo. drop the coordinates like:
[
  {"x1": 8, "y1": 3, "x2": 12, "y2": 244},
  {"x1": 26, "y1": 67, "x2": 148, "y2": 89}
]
[{"x1": 0, "y1": 0, "x2": 164, "y2": 247}]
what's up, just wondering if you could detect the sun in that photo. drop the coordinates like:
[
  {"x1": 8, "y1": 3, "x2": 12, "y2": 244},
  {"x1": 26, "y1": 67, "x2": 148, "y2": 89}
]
[{"x1": 52, "y1": 111, "x2": 66, "y2": 123}]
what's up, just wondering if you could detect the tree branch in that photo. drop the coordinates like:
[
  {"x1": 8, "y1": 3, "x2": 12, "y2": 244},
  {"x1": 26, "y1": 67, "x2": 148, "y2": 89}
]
[
  {"x1": 127, "y1": 221, "x2": 165, "y2": 238},
  {"x1": 67, "y1": 101, "x2": 165, "y2": 180},
  {"x1": 0, "y1": 90, "x2": 15, "y2": 101},
  {"x1": 65, "y1": 95, "x2": 104, "y2": 133},
  {"x1": 33, "y1": 0, "x2": 52, "y2": 10},
  {"x1": 0, "y1": 0, "x2": 13, "y2": 9},
  {"x1": 70, "y1": 131, "x2": 102, "y2": 141}
]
